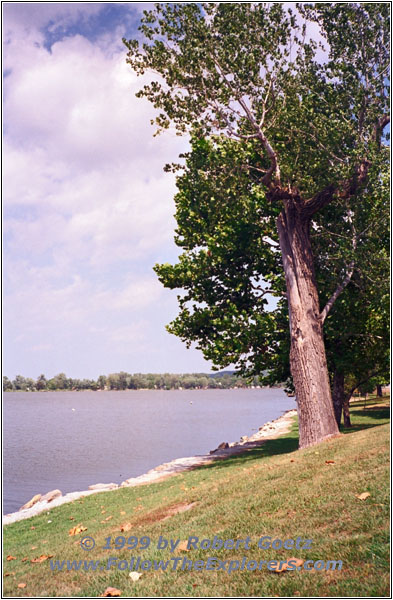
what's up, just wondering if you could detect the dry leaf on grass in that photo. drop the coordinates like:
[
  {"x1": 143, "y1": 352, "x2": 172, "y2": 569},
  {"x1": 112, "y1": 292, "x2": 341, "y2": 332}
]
[
  {"x1": 21, "y1": 558, "x2": 29, "y2": 562},
  {"x1": 6, "y1": 556, "x2": 17, "y2": 561},
  {"x1": 129, "y1": 572, "x2": 142, "y2": 582},
  {"x1": 17, "y1": 583, "x2": 27, "y2": 589},
  {"x1": 100, "y1": 587, "x2": 122, "y2": 597},
  {"x1": 4, "y1": 572, "x2": 15, "y2": 577},
  {"x1": 120, "y1": 523, "x2": 132, "y2": 532},
  {"x1": 120, "y1": 511, "x2": 126, "y2": 515},
  {"x1": 31, "y1": 546, "x2": 38, "y2": 550},
  {"x1": 271, "y1": 557, "x2": 304, "y2": 573},
  {"x1": 325, "y1": 460, "x2": 335, "y2": 464},
  {"x1": 69, "y1": 524, "x2": 87, "y2": 536},
  {"x1": 177, "y1": 541, "x2": 190, "y2": 552},
  {"x1": 356, "y1": 492, "x2": 371, "y2": 500},
  {"x1": 31, "y1": 554, "x2": 52, "y2": 564}
]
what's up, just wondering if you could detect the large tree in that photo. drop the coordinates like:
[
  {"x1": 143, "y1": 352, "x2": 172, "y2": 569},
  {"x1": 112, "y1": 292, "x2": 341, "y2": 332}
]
[
  {"x1": 153, "y1": 135, "x2": 389, "y2": 424},
  {"x1": 124, "y1": 3, "x2": 389, "y2": 448}
]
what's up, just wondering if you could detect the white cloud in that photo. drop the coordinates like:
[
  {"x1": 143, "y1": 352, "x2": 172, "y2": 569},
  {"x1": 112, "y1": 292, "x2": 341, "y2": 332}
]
[{"x1": 3, "y1": 8, "x2": 210, "y2": 379}]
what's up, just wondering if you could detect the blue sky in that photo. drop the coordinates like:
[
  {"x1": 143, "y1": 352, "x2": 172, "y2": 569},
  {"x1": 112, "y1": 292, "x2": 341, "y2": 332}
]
[{"x1": 3, "y1": 2, "x2": 215, "y2": 379}]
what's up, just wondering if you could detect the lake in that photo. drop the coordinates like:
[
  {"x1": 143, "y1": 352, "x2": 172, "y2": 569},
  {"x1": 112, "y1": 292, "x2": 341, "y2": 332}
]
[{"x1": 3, "y1": 388, "x2": 295, "y2": 514}]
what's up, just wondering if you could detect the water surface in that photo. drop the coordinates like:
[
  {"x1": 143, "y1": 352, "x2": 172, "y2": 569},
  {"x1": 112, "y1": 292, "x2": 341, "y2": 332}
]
[{"x1": 3, "y1": 388, "x2": 295, "y2": 513}]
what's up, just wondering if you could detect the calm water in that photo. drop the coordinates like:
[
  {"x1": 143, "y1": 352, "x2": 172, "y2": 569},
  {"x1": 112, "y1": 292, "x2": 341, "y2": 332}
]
[{"x1": 3, "y1": 389, "x2": 295, "y2": 514}]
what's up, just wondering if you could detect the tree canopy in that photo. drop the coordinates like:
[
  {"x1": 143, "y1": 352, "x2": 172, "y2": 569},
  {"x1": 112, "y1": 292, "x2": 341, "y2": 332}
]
[{"x1": 124, "y1": 2, "x2": 389, "y2": 447}]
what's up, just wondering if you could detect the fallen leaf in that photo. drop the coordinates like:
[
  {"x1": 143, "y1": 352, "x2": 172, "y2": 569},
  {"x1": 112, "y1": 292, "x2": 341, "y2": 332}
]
[
  {"x1": 120, "y1": 511, "x2": 126, "y2": 515},
  {"x1": 290, "y1": 459, "x2": 295, "y2": 463},
  {"x1": 69, "y1": 517, "x2": 75, "y2": 521},
  {"x1": 100, "y1": 587, "x2": 122, "y2": 597},
  {"x1": 177, "y1": 541, "x2": 190, "y2": 552},
  {"x1": 314, "y1": 451, "x2": 319, "y2": 455},
  {"x1": 103, "y1": 516, "x2": 112, "y2": 522},
  {"x1": 129, "y1": 572, "x2": 142, "y2": 582},
  {"x1": 101, "y1": 510, "x2": 106, "y2": 514},
  {"x1": 287, "y1": 557, "x2": 304, "y2": 569},
  {"x1": 21, "y1": 558, "x2": 29, "y2": 562},
  {"x1": 31, "y1": 555, "x2": 51, "y2": 564},
  {"x1": 271, "y1": 557, "x2": 304, "y2": 573},
  {"x1": 356, "y1": 492, "x2": 371, "y2": 501},
  {"x1": 68, "y1": 524, "x2": 87, "y2": 536},
  {"x1": 30, "y1": 526, "x2": 35, "y2": 530},
  {"x1": 6, "y1": 556, "x2": 17, "y2": 561},
  {"x1": 4, "y1": 572, "x2": 15, "y2": 577},
  {"x1": 17, "y1": 583, "x2": 27, "y2": 589},
  {"x1": 325, "y1": 460, "x2": 335, "y2": 464},
  {"x1": 31, "y1": 546, "x2": 38, "y2": 550},
  {"x1": 120, "y1": 523, "x2": 132, "y2": 532}
]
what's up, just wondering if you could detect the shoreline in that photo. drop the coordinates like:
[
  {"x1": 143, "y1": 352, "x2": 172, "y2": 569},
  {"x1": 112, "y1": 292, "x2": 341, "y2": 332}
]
[{"x1": 3, "y1": 408, "x2": 297, "y2": 526}]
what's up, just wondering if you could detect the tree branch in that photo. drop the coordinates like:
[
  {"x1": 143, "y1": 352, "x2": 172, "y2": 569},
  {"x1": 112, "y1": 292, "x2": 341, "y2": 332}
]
[
  {"x1": 320, "y1": 207, "x2": 357, "y2": 324},
  {"x1": 348, "y1": 370, "x2": 382, "y2": 399},
  {"x1": 303, "y1": 159, "x2": 371, "y2": 216},
  {"x1": 210, "y1": 55, "x2": 281, "y2": 188},
  {"x1": 374, "y1": 114, "x2": 390, "y2": 145},
  {"x1": 320, "y1": 260, "x2": 355, "y2": 324}
]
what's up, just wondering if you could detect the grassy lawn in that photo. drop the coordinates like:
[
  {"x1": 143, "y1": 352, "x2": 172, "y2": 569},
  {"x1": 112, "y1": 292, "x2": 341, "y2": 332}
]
[{"x1": 3, "y1": 399, "x2": 390, "y2": 597}]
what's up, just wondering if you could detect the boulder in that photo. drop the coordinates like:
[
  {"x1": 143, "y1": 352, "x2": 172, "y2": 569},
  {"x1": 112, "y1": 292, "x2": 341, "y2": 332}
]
[
  {"x1": 19, "y1": 494, "x2": 41, "y2": 511},
  {"x1": 41, "y1": 489, "x2": 62, "y2": 503},
  {"x1": 88, "y1": 483, "x2": 118, "y2": 491},
  {"x1": 217, "y1": 442, "x2": 229, "y2": 449}
]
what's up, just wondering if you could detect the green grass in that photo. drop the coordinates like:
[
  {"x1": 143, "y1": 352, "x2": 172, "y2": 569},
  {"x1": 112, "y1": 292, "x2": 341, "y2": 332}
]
[{"x1": 3, "y1": 400, "x2": 390, "y2": 597}]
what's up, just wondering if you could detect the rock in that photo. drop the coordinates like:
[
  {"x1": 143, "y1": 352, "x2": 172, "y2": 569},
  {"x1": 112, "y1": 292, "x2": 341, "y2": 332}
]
[
  {"x1": 19, "y1": 494, "x2": 41, "y2": 511},
  {"x1": 88, "y1": 483, "x2": 118, "y2": 491},
  {"x1": 41, "y1": 490, "x2": 62, "y2": 503},
  {"x1": 217, "y1": 442, "x2": 229, "y2": 449},
  {"x1": 240, "y1": 436, "x2": 248, "y2": 442}
]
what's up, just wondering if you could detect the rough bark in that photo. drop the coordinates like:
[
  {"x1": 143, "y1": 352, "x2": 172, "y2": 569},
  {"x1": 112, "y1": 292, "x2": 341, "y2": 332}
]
[
  {"x1": 343, "y1": 397, "x2": 352, "y2": 428},
  {"x1": 332, "y1": 370, "x2": 345, "y2": 427},
  {"x1": 276, "y1": 199, "x2": 340, "y2": 448},
  {"x1": 376, "y1": 384, "x2": 383, "y2": 397}
]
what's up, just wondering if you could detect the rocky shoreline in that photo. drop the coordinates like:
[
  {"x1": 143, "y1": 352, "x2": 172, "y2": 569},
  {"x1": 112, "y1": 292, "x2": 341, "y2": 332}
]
[{"x1": 3, "y1": 409, "x2": 296, "y2": 526}]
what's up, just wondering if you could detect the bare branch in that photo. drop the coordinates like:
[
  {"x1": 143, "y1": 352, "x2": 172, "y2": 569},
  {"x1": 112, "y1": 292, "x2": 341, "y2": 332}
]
[
  {"x1": 320, "y1": 207, "x2": 357, "y2": 324},
  {"x1": 320, "y1": 260, "x2": 355, "y2": 324}
]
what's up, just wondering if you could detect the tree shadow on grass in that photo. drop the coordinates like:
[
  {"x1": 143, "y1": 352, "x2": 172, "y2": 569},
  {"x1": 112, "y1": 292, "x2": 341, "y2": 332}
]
[
  {"x1": 341, "y1": 406, "x2": 390, "y2": 434},
  {"x1": 199, "y1": 428, "x2": 300, "y2": 472}
]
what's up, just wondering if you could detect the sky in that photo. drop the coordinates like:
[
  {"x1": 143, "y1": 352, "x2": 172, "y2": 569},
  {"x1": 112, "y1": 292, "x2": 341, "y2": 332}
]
[{"x1": 3, "y1": 2, "x2": 216, "y2": 379}]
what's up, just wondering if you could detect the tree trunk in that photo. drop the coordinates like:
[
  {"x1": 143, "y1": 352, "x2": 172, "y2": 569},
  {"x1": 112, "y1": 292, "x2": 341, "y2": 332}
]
[
  {"x1": 343, "y1": 396, "x2": 352, "y2": 427},
  {"x1": 277, "y1": 201, "x2": 340, "y2": 448},
  {"x1": 376, "y1": 384, "x2": 383, "y2": 397},
  {"x1": 332, "y1": 370, "x2": 345, "y2": 427}
]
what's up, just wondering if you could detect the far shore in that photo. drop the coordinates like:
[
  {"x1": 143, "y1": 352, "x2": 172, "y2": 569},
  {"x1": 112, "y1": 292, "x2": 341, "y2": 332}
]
[{"x1": 4, "y1": 386, "x2": 285, "y2": 392}]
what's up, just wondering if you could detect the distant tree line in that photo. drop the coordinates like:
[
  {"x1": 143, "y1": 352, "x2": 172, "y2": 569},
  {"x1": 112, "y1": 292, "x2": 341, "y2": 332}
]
[{"x1": 2, "y1": 371, "x2": 270, "y2": 392}]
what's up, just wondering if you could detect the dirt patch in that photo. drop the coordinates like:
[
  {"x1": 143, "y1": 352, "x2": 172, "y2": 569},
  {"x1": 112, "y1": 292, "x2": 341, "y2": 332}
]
[{"x1": 133, "y1": 502, "x2": 198, "y2": 526}]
